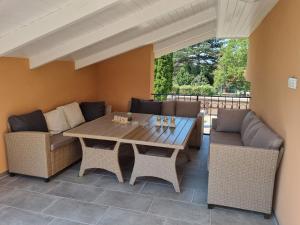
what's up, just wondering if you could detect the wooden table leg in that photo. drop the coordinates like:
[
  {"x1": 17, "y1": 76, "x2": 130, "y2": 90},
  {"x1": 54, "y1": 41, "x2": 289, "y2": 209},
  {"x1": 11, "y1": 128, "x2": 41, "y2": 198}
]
[
  {"x1": 78, "y1": 138, "x2": 124, "y2": 182},
  {"x1": 130, "y1": 144, "x2": 181, "y2": 192}
]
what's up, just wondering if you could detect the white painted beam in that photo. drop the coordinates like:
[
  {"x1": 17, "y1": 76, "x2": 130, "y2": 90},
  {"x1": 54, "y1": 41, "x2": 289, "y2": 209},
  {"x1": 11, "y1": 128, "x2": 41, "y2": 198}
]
[
  {"x1": 29, "y1": 0, "x2": 200, "y2": 69},
  {"x1": 0, "y1": 0, "x2": 119, "y2": 55},
  {"x1": 154, "y1": 22, "x2": 216, "y2": 57},
  {"x1": 154, "y1": 31, "x2": 216, "y2": 58},
  {"x1": 75, "y1": 8, "x2": 217, "y2": 69}
]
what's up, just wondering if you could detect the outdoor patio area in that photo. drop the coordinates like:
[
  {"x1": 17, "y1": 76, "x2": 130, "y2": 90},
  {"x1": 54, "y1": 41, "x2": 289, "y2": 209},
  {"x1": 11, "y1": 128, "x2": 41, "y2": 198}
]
[{"x1": 0, "y1": 135, "x2": 274, "y2": 225}]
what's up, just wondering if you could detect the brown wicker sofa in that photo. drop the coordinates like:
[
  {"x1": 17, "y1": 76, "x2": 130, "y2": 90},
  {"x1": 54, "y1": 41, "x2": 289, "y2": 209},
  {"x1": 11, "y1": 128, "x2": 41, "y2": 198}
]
[
  {"x1": 207, "y1": 109, "x2": 284, "y2": 218},
  {"x1": 5, "y1": 102, "x2": 111, "y2": 181}
]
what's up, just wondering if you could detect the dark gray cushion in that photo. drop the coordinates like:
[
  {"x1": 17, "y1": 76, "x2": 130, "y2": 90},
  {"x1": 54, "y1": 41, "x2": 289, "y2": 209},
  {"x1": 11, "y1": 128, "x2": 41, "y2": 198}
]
[
  {"x1": 241, "y1": 111, "x2": 256, "y2": 137},
  {"x1": 80, "y1": 101, "x2": 105, "y2": 122},
  {"x1": 8, "y1": 110, "x2": 48, "y2": 132},
  {"x1": 139, "y1": 100, "x2": 162, "y2": 115},
  {"x1": 50, "y1": 133, "x2": 76, "y2": 151},
  {"x1": 216, "y1": 109, "x2": 249, "y2": 133},
  {"x1": 162, "y1": 101, "x2": 176, "y2": 116},
  {"x1": 176, "y1": 101, "x2": 200, "y2": 117},
  {"x1": 242, "y1": 117, "x2": 264, "y2": 146},
  {"x1": 130, "y1": 98, "x2": 141, "y2": 113},
  {"x1": 250, "y1": 125, "x2": 283, "y2": 149}
]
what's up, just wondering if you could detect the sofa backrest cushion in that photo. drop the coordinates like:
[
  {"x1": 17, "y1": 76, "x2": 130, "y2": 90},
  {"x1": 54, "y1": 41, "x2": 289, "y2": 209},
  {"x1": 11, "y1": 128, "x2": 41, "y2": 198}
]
[
  {"x1": 162, "y1": 101, "x2": 176, "y2": 116},
  {"x1": 44, "y1": 109, "x2": 70, "y2": 135},
  {"x1": 130, "y1": 98, "x2": 141, "y2": 113},
  {"x1": 241, "y1": 111, "x2": 256, "y2": 137},
  {"x1": 250, "y1": 125, "x2": 283, "y2": 150},
  {"x1": 80, "y1": 101, "x2": 106, "y2": 122},
  {"x1": 242, "y1": 116, "x2": 264, "y2": 146},
  {"x1": 57, "y1": 102, "x2": 85, "y2": 128},
  {"x1": 176, "y1": 101, "x2": 200, "y2": 117},
  {"x1": 216, "y1": 109, "x2": 249, "y2": 133},
  {"x1": 139, "y1": 100, "x2": 162, "y2": 115},
  {"x1": 8, "y1": 110, "x2": 48, "y2": 132}
]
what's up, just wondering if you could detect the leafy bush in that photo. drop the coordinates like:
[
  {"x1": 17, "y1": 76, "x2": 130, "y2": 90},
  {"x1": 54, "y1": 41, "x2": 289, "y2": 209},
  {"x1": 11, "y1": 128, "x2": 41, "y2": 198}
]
[
  {"x1": 172, "y1": 85, "x2": 216, "y2": 96},
  {"x1": 171, "y1": 85, "x2": 180, "y2": 94},
  {"x1": 178, "y1": 85, "x2": 193, "y2": 95},
  {"x1": 191, "y1": 85, "x2": 216, "y2": 96}
]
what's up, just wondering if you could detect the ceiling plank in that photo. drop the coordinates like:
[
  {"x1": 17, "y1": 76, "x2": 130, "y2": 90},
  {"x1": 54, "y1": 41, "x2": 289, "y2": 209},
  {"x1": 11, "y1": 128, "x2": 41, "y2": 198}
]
[
  {"x1": 75, "y1": 7, "x2": 217, "y2": 69},
  {"x1": 0, "y1": 0, "x2": 120, "y2": 55},
  {"x1": 216, "y1": 0, "x2": 279, "y2": 38},
  {"x1": 29, "y1": 0, "x2": 200, "y2": 69},
  {"x1": 154, "y1": 22, "x2": 216, "y2": 57}
]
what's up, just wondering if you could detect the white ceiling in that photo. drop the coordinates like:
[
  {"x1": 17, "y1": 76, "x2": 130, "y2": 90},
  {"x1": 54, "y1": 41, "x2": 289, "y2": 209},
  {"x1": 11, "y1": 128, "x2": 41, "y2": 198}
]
[{"x1": 0, "y1": 0, "x2": 278, "y2": 70}]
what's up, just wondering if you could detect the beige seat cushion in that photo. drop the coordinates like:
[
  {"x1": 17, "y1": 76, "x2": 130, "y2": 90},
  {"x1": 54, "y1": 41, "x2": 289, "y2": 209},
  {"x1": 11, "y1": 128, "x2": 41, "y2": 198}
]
[
  {"x1": 44, "y1": 109, "x2": 70, "y2": 135},
  {"x1": 175, "y1": 101, "x2": 200, "y2": 117},
  {"x1": 58, "y1": 102, "x2": 85, "y2": 128},
  {"x1": 50, "y1": 133, "x2": 76, "y2": 151},
  {"x1": 162, "y1": 101, "x2": 176, "y2": 116},
  {"x1": 210, "y1": 129, "x2": 242, "y2": 146},
  {"x1": 216, "y1": 109, "x2": 249, "y2": 133}
]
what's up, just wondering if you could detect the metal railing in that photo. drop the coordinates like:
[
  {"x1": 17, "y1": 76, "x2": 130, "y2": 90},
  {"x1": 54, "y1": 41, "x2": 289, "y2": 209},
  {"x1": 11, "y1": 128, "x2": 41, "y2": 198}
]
[{"x1": 152, "y1": 93, "x2": 251, "y2": 134}]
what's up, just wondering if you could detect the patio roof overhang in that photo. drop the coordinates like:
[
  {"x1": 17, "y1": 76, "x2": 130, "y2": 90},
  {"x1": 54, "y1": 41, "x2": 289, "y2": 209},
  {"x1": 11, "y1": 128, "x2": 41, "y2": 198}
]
[{"x1": 0, "y1": 0, "x2": 278, "y2": 70}]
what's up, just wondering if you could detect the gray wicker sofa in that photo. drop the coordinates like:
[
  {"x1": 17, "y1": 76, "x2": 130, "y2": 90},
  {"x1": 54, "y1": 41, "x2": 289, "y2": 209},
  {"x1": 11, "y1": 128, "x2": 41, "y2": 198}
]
[
  {"x1": 5, "y1": 102, "x2": 111, "y2": 181},
  {"x1": 207, "y1": 109, "x2": 284, "y2": 218}
]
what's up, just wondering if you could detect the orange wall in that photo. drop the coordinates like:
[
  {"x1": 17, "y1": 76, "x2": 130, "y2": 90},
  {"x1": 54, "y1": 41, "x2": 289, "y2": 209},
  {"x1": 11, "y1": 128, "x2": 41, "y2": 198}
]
[
  {"x1": 248, "y1": 0, "x2": 300, "y2": 224},
  {"x1": 96, "y1": 45, "x2": 154, "y2": 111},
  {"x1": 0, "y1": 57, "x2": 98, "y2": 173}
]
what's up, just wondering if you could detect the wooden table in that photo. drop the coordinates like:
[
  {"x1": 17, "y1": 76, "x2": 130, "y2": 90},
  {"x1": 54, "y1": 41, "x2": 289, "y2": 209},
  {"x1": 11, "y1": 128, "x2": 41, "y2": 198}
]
[{"x1": 64, "y1": 112, "x2": 195, "y2": 192}]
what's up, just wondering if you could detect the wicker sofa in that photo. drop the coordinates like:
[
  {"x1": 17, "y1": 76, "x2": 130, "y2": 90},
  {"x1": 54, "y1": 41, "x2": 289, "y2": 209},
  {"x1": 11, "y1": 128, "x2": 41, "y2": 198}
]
[
  {"x1": 129, "y1": 98, "x2": 204, "y2": 148},
  {"x1": 5, "y1": 102, "x2": 111, "y2": 181},
  {"x1": 207, "y1": 109, "x2": 284, "y2": 218}
]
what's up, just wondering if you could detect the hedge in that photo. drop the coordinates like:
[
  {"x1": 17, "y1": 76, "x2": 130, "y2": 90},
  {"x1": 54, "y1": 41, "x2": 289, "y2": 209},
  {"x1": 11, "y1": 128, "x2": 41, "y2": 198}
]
[{"x1": 171, "y1": 85, "x2": 216, "y2": 96}]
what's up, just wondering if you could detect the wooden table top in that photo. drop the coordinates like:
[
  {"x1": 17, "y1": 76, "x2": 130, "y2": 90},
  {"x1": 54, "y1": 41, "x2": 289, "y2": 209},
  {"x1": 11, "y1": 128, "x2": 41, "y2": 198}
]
[{"x1": 64, "y1": 112, "x2": 195, "y2": 150}]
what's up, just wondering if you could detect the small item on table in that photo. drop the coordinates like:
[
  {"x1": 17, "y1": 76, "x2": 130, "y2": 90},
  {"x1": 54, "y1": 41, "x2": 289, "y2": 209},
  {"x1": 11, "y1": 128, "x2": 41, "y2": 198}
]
[
  {"x1": 163, "y1": 116, "x2": 169, "y2": 127},
  {"x1": 113, "y1": 115, "x2": 129, "y2": 124},
  {"x1": 127, "y1": 112, "x2": 133, "y2": 121},
  {"x1": 170, "y1": 116, "x2": 176, "y2": 127},
  {"x1": 155, "y1": 115, "x2": 162, "y2": 126}
]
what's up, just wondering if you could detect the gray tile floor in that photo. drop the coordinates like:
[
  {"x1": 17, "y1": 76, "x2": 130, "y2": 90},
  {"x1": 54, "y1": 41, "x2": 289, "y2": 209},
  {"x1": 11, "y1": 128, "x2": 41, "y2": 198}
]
[{"x1": 0, "y1": 136, "x2": 276, "y2": 225}]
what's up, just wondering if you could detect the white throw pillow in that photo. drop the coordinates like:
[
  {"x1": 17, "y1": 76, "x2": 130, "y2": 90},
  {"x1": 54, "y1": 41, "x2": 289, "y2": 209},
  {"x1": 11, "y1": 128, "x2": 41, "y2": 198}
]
[
  {"x1": 58, "y1": 102, "x2": 85, "y2": 128},
  {"x1": 44, "y1": 109, "x2": 70, "y2": 135}
]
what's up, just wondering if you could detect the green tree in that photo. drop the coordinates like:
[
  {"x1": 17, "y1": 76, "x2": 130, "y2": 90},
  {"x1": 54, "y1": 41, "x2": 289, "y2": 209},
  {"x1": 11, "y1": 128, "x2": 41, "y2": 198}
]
[
  {"x1": 174, "y1": 67, "x2": 194, "y2": 86},
  {"x1": 173, "y1": 39, "x2": 224, "y2": 85},
  {"x1": 214, "y1": 39, "x2": 250, "y2": 94},
  {"x1": 154, "y1": 53, "x2": 174, "y2": 100}
]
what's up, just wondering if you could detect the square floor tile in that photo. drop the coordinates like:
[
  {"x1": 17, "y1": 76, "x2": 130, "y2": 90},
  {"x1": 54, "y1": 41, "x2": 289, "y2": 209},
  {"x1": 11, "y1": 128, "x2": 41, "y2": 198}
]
[
  {"x1": 0, "y1": 189, "x2": 56, "y2": 212},
  {"x1": 4, "y1": 176, "x2": 61, "y2": 193},
  {"x1": 166, "y1": 218, "x2": 204, "y2": 225},
  {"x1": 98, "y1": 207, "x2": 165, "y2": 225},
  {"x1": 47, "y1": 182, "x2": 103, "y2": 202},
  {"x1": 0, "y1": 206, "x2": 53, "y2": 225},
  {"x1": 192, "y1": 188, "x2": 207, "y2": 205},
  {"x1": 211, "y1": 208, "x2": 275, "y2": 225},
  {"x1": 0, "y1": 175, "x2": 18, "y2": 186},
  {"x1": 49, "y1": 218, "x2": 86, "y2": 225},
  {"x1": 56, "y1": 169, "x2": 102, "y2": 185},
  {"x1": 149, "y1": 198, "x2": 210, "y2": 224},
  {"x1": 44, "y1": 198, "x2": 108, "y2": 224},
  {"x1": 94, "y1": 190, "x2": 152, "y2": 212},
  {"x1": 94, "y1": 176, "x2": 144, "y2": 193},
  {"x1": 140, "y1": 182, "x2": 194, "y2": 202}
]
